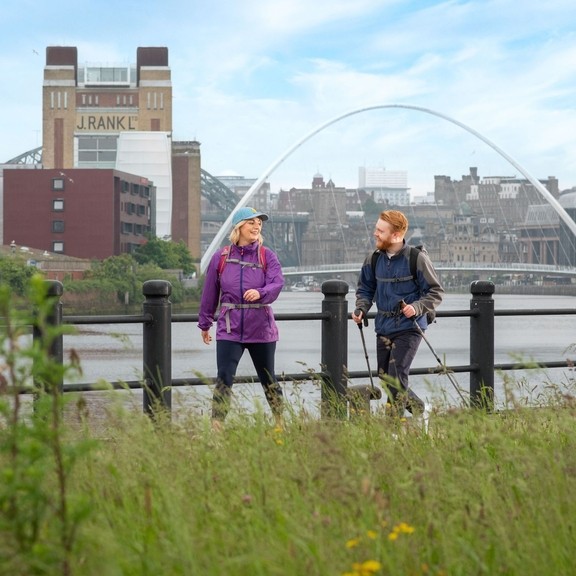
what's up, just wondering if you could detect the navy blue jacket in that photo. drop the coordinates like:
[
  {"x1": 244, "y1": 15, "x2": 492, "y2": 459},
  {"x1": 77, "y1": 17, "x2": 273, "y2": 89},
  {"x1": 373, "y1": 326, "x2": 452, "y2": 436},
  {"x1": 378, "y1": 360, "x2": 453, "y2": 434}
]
[{"x1": 355, "y1": 242, "x2": 444, "y2": 336}]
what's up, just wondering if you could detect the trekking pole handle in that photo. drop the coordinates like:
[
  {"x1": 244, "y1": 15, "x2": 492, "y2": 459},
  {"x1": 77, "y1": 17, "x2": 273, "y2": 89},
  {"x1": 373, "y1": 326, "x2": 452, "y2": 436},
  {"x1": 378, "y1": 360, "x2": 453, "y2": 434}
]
[
  {"x1": 399, "y1": 299, "x2": 413, "y2": 316},
  {"x1": 354, "y1": 309, "x2": 368, "y2": 327}
]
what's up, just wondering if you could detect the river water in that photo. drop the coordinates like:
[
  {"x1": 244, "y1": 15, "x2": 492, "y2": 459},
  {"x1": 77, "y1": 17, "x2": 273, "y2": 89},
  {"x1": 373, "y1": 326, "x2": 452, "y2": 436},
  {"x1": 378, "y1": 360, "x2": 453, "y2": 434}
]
[{"x1": 58, "y1": 291, "x2": 576, "y2": 420}]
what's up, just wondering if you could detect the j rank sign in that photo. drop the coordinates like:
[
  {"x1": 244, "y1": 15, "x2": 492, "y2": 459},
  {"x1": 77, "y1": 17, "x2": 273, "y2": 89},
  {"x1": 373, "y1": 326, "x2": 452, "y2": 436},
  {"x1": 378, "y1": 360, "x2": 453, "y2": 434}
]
[{"x1": 76, "y1": 114, "x2": 138, "y2": 131}]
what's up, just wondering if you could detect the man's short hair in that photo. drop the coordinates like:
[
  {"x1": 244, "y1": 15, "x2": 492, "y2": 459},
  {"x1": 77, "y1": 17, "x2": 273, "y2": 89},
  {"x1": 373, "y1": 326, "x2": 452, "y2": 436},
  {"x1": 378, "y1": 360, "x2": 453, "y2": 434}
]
[{"x1": 380, "y1": 210, "x2": 408, "y2": 234}]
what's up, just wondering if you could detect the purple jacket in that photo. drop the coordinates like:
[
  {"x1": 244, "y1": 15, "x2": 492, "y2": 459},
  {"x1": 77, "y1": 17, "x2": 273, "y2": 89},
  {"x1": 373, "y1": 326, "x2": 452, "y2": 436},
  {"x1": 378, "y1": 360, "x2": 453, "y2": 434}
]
[{"x1": 198, "y1": 242, "x2": 284, "y2": 342}]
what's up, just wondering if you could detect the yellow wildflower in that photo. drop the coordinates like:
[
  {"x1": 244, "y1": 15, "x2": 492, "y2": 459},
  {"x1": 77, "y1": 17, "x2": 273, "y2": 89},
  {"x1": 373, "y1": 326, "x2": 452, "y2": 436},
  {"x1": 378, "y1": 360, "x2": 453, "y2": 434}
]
[
  {"x1": 359, "y1": 559, "x2": 382, "y2": 573},
  {"x1": 397, "y1": 522, "x2": 415, "y2": 534},
  {"x1": 388, "y1": 521, "x2": 415, "y2": 541},
  {"x1": 343, "y1": 559, "x2": 382, "y2": 576},
  {"x1": 345, "y1": 537, "x2": 361, "y2": 549}
]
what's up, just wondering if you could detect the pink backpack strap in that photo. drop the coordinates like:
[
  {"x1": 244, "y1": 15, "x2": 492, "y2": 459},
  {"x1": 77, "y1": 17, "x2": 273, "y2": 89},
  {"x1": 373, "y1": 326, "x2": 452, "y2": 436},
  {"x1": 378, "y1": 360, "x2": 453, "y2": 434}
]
[{"x1": 217, "y1": 245, "x2": 231, "y2": 276}]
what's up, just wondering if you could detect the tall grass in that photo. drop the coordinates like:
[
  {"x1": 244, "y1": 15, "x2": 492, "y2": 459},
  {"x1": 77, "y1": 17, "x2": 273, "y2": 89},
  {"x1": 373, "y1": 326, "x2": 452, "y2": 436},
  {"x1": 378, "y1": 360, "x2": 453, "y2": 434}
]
[
  {"x1": 1, "y1": 280, "x2": 575, "y2": 574},
  {"x1": 58, "y1": 394, "x2": 575, "y2": 575}
]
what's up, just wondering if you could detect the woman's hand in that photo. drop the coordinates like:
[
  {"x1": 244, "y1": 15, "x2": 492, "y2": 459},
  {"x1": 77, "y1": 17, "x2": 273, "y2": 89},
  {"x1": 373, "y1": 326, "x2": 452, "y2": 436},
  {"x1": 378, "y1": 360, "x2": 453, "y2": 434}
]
[
  {"x1": 201, "y1": 330, "x2": 212, "y2": 344},
  {"x1": 243, "y1": 289, "x2": 261, "y2": 302}
]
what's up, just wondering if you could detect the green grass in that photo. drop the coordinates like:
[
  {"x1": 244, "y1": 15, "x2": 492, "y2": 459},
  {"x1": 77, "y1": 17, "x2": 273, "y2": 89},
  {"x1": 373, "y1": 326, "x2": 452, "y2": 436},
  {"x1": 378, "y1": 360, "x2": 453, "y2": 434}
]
[
  {"x1": 3, "y1": 279, "x2": 574, "y2": 574},
  {"x1": 36, "y1": 393, "x2": 575, "y2": 576}
]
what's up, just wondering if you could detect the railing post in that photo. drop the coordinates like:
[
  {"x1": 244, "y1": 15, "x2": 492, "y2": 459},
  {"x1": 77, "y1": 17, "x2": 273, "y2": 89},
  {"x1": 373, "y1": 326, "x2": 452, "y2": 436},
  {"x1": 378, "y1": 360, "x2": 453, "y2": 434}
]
[
  {"x1": 321, "y1": 279, "x2": 349, "y2": 419},
  {"x1": 469, "y1": 280, "x2": 495, "y2": 410},
  {"x1": 142, "y1": 280, "x2": 172, "y2": 416},
  {"x1": 33, "y1": 280, "x2": 64, "y2": 395}
]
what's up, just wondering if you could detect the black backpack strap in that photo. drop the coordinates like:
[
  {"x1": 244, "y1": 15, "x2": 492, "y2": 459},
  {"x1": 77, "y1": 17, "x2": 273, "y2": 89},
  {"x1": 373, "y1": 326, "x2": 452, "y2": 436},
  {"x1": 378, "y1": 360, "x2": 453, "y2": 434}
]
[
  {"x1": 370, "y1": 250, "x2": 381, "y2": 274},
  {"x1": 409, "y1": 246, "x2": 420, "y2": 280}
]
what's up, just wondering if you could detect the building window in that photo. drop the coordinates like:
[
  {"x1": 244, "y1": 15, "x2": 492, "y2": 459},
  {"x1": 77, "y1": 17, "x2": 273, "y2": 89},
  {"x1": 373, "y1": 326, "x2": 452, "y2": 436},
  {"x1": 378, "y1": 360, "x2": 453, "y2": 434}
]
[
  {"x1": 53, "y1": 199, "x2": 64, "y2": 211},
  {"x1": 53, "y1": 241, "x2": 64, "y2": 253},
  {"x1": 52, "y1": 220, "x2": 65, "y2": 233},
  {"x1": 84, "y1": 66, "x2": 129, "y2": 84},
  {"x1": 52, "y1": 178, "x2": 65, "y2": 191},
  {"x1": 77, "y1": 135, "x2": 118, "y2": 167}
]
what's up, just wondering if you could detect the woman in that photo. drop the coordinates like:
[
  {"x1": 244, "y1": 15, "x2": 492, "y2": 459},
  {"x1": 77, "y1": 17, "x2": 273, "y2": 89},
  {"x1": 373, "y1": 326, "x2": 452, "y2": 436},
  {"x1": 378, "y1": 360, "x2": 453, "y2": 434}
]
[{"x1": 198, "y1": 207, "x2": 284, "y2": 429}]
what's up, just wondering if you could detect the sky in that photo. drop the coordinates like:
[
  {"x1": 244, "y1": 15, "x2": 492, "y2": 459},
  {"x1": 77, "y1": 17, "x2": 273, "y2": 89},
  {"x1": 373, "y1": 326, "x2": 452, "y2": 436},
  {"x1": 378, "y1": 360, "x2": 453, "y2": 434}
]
[{"x1": 2, "y1": 0, "x2": 576, "y2": 198}]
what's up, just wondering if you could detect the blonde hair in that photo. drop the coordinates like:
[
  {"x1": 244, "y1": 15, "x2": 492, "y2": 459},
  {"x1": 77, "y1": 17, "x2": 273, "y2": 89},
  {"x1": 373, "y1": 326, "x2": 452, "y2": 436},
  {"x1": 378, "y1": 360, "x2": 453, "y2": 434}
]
[
  {"x1": 229, "y1": 221, "x2": 264, "y2": 245},
  {"x1": 379, "y1": 210, "x2": 408, "y2": 235}
]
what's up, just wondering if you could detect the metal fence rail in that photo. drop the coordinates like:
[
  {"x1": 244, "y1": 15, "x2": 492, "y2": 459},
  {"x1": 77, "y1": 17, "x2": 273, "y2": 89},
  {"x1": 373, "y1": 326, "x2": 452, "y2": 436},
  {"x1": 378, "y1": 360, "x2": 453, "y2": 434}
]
[{"x1": 27, "y1": 279, "x2": 576, "y2": 418}]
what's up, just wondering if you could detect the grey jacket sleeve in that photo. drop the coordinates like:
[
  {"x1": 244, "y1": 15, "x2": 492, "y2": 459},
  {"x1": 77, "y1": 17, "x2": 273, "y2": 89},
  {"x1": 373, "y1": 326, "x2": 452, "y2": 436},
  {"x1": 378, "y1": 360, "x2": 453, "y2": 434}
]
[{"x1": 412, "y1": 251, "x2": 444, "y2": 317}]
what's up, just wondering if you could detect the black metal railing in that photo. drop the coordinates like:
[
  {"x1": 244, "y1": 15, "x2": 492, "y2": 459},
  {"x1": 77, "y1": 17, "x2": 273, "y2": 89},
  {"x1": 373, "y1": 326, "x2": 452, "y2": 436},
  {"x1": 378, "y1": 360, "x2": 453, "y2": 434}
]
[{"x1": 28, "y1": 279, "x2": 576, "y2": 418}]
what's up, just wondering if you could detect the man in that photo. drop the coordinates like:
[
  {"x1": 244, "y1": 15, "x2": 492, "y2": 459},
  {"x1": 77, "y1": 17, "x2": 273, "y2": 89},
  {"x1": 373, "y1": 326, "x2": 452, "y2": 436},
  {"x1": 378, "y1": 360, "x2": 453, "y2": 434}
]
[{"x1": 352, "y1": 210, "x2": 444, "y2": 417}]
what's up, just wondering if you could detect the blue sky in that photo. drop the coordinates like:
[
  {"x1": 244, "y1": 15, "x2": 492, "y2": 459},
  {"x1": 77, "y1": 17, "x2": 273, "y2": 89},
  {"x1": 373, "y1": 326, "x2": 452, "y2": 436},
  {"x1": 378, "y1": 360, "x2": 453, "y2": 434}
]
[{"x1": 2, "y1": 0, "x2": 576, "y2": 197}]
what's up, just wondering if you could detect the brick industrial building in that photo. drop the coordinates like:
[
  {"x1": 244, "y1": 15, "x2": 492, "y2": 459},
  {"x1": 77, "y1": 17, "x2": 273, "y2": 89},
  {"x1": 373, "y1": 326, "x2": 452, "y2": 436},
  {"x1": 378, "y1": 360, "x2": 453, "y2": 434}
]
[
  {"x1": 4, "y1": 169, "x2": 153, "y2": 259},
  {"x1": 3, "y1": 46, "x2": 201, "y2": 261}
]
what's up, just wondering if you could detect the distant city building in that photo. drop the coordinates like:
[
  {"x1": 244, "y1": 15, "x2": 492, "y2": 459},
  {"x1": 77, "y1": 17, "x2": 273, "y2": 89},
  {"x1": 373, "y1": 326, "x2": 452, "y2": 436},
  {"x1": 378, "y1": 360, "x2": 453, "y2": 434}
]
[
  {"x1": 412, "y1": 191, "x2": 436, "y2": 204},
  {"x1": 278, "y1": 174, "x2": 347, "y2": 226},
  {"x1": 198, "y1": 175, "x2": 270, "y2": 211},
  {"x1": 277, "y1": 174, "x2": 369, "y2": 265},
  {"x1": 521, "y1": 204, "x2": 560, "y2": 265},
  {"x1": 215, "y1": 175, "x2": 270, "y2": 211},
  {"x1": 433, "y1": 167, "x2": 574, "y2": 267},
  {"x1": 172, "y1": 140, "x2": 201, "y2": 256},
  {"x1": 358, "y1": 166, "x2": 410, "y2": 205},
  {"x1": 558, "y1": 189, "x2": 576, "y2": 266},
  {"x1": 434, "y1": 166, "x2": 558, "y2": 226}
]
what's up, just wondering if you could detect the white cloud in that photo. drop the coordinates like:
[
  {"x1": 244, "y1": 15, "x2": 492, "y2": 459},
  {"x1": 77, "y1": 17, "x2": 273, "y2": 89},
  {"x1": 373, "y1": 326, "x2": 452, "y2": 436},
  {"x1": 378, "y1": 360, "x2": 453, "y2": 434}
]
[{"x1": 2, "y1": 0, "x2": 576, "y2": 195}]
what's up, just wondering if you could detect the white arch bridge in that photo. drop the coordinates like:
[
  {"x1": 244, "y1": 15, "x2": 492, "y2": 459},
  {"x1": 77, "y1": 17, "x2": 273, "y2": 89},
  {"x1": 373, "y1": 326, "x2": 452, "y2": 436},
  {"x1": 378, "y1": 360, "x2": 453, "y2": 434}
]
[
  {"x1": 201, "y1": 103, "x2": 576, "y2": 275},
  {"x1": 281, "y1": 262, "x2": 576, "y2": 279}
]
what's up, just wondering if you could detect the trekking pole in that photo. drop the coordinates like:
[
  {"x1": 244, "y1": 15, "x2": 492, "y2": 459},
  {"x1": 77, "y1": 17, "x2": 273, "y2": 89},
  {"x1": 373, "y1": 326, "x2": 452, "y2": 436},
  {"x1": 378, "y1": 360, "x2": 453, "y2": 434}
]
[
  {"x1": 354, "y1": 309, "x2": 377, "y2": 392},
  {"x1": 400, "y1": 301, "x2": 467, "y2": 405}
]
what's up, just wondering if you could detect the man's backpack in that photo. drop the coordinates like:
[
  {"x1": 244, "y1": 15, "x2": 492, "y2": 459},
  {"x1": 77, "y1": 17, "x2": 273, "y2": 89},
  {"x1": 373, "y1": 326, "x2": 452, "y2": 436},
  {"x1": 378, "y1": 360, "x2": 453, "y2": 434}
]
[
  {"x1": 370, "y1": 244, "x2": 436, "y2": 324},
  {"x1": 217, "y1": 244, "x2": 267, "y2": 276}
]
